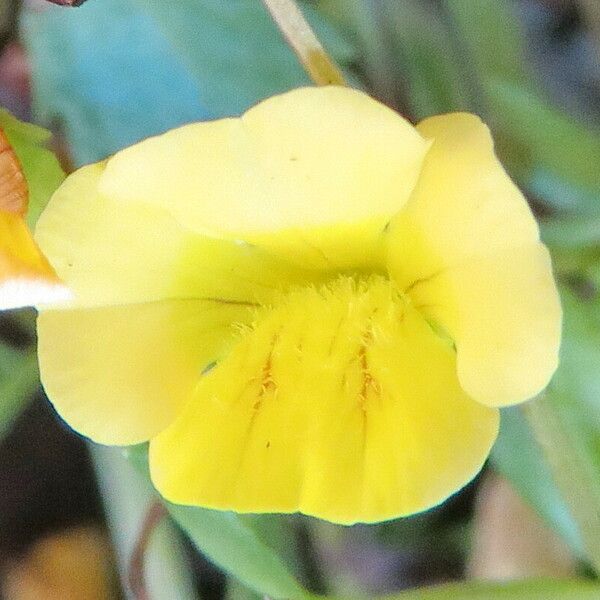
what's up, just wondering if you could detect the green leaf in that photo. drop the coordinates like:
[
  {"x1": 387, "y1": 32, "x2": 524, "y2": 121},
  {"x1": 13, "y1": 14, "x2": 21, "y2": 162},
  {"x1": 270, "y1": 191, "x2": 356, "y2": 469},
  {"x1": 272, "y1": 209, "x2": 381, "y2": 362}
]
[
  {"x1": 318, "y1": 0, "x2": 395, "y2": 104},
  {"x1": 384, "y1": 578, "x2": 600, "y2": 599},
  {"x1": 532, "y1": 169, "x2": 600, "y2": 217},
  {"x1": 488, "y1": 78, "x2": 600, "y2": 198},
  {"x1": 169, "y1": 504, "x2": 312, "y2": 600},
  {"x1": 522, "y1": 286, "x2": 600, "y2": 573},
  {"x1": 125, "y1": 445, "x2": 313, "y2": 600},
  {"x1": 320, "y1": 0, "x2": 471, "y2": 118},
  {"x1": 22, "y1": 0, "x2": 212, "y2": 165},
  {"x1": 443, "y1": 0, "x2": 528, "y2": 87},
  {"x1": 541, "y1": 216, "x2": 600, "y2": 250},
  {"x1": 384, "y1": 0, "x2": 473, "y2": 118},
  {"x1": 131, "y1": 0, "x2": 355, "y2": 117},
  {"x1": 491, "y1": 407, "x2": 583, "y2": 555},
  {"x1": 442, "y1": 0, "x2": 600, "y2": 205},
  {"x1": 0, "y1": 346, "x2": 38, "y2": 437},
  {"x1": 225, "y1": 579, "x2": 262, "y2": 600},
  {"x1": 0, "y1": 109, "x2": 64, "y2": 225}
]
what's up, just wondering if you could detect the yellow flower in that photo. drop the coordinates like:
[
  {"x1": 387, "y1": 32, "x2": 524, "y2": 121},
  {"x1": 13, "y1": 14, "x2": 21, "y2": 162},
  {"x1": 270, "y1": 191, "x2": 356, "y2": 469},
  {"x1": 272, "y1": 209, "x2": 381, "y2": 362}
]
[
  {"x1": 0, "y1": 127, "x2": 69, "y2": 309},
  {"x1": 34, "y1": 87, "x2": 561, "y2": 524}
]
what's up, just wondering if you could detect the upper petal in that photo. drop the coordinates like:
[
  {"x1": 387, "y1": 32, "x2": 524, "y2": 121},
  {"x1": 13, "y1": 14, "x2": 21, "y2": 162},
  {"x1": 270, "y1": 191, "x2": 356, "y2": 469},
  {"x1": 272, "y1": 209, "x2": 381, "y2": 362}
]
[
  {"x1": 35, "y1": 162, "x2": 318, "y2": 309},
  {"x1": 98, "y1": 86, "x2": 429, "y2": 269},
  {"x1": 387, "y1": 113, "x2": 560, "y2": 406},
  {"x1": 149, "y1": 276, "x2": 499, "y2": 523}
]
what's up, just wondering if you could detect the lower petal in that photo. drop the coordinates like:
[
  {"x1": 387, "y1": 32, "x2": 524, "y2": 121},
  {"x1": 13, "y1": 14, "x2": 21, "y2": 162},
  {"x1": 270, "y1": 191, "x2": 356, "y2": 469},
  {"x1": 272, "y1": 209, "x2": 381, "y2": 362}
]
[
  {"x1": 37, "y1": 299, "x2": 255, "y2": 445},
  {"x1": 150, "y1": 277, "x2": 498, "y2": 524}
]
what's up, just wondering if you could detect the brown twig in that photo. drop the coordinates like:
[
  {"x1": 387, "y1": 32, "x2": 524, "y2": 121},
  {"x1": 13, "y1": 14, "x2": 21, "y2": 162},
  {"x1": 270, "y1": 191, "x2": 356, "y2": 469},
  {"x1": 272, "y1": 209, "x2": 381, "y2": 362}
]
[
  {"x1": 45, "y1": 0, "x2": 88, "y2": 6},
  {"x1": 128, "y1": 501, "x2": 168, "y2": 600}
]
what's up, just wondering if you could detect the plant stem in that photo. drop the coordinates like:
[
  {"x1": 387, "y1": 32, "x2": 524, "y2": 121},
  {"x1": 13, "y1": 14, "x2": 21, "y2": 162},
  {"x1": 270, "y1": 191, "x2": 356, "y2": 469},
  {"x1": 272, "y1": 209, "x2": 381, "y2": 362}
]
[
  {"x1": 129, "y1": 501, "x2": 169, "y2": 600},
  {"x1": 90, "y1": 445, "x2": 198, "y2": 600},
  {"x1": 261, "y1": 0, "x2": 346, "y2": 86}
]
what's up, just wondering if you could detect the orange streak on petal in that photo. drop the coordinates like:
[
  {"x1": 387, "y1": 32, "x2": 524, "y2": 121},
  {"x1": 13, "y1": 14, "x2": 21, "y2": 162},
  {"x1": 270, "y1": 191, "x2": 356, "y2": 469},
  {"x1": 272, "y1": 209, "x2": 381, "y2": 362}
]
[
  {"x1": 0, "y1": 128, "x2": 28, "y2": 216},
  {"x1": 0, "y1": 212, "x2": 70, "y2": 309}
]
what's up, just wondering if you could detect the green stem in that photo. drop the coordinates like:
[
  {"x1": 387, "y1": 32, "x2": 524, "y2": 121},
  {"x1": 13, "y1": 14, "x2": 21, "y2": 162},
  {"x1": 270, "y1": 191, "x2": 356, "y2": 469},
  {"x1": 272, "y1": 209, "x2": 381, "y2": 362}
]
[
  {"x1": 90, "y1": 445, "x2": 198, "y2": 600},
  {"x1": 261, "y1": 0, "x2": 347, "y2": 86}
]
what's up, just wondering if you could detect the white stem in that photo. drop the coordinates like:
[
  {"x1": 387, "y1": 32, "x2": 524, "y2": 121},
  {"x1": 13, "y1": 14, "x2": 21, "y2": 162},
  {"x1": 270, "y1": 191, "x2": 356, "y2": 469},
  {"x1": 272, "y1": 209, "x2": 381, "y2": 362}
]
[{"x1": 261, "y1": 0, "x2": 346, "y2": 86}]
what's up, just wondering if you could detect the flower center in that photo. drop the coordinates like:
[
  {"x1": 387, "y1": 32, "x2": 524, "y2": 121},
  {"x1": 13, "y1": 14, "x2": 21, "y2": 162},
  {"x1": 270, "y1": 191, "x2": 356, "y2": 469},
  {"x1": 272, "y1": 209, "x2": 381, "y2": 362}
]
[{"x1": 204, "y1": 274, "x2": 412, "y2": 413}]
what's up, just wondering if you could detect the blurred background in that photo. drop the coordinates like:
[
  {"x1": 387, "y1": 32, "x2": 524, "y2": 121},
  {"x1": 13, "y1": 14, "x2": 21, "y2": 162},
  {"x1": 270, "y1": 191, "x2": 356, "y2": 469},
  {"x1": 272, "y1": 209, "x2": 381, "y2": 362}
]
[{"x1": 0, "y1": 0, "x2": 600, "y2": 598}]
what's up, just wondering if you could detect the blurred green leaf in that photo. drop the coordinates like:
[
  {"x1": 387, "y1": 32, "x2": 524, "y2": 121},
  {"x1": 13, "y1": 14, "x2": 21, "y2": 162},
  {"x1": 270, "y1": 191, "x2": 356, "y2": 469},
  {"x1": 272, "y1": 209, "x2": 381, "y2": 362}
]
[
  {"x1": 24, "y1": 0, "x2": 355, "y2": 165},
  {"x1": 491, "y1": 407, "x2": 583, "y2": 555},
  {"x1": 522, "y1": 286, "x2": 600, "y2": 573},
  {"x1": 440, "y1": 0, "x2": 600, "y2": 207},
  {"x1": 443, "y1": 0, "x2": 528, "y2": 87},
  {"x1": 384, "y1": 0, "x2": 472, "y2": 118},
  {"x1": 320, "y1": 0, "x2": 471, "y2": 118},
  {"x1": 385, "y1": 578, "x2": 600, "y2": 599},
  {"x1": 541, "y1": 216, "x2": 600, "y2": 250},
  {"x1": 132, "y1": 0, "x2": 355, "y2": 117},
  {"x1": 0, "y1": 109, "x2": 64, "y2": 225},
  {"x1": 0, "y1": 346, "x2": 38, "y2": 437},
  {"x1": 488, "y1": 78, "x2": 600, "y2": 199},
  {"x1": 23, "y1": 0, "x2": 212, "y2": 165},
  {"x1": 531, "y1": 170, "x2": 600, "y2": 215},
  {"x1": 169, "y1": 504, "x2": 312, "y2": 600},
  {"x1": 225, "y1": 579, "x2": 262, "y2": 600}
]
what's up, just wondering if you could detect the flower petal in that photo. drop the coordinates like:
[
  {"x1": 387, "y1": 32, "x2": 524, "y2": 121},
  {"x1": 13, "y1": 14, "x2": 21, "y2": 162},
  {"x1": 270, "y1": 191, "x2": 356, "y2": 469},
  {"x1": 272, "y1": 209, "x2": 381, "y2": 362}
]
[
  {"x1": 401, "y1": 244, "x2": 561, "y2": 407},
  {"x1": 0, "y1": 114, "x2": 65, "y2": 227},
  {"x1": 0, "y1": 128, "x2": 28, "y2": 215},
  {"x1": 150, "y1": 276, "x2": 498, "y2": 523},
  {"x1": 388, "y1": 112, "x2": 540, "y2": 287},
  {"x1": 37, "y1": 299, "x2": 255, "y2": 445},
  {"x1": 0, "y1": 211, "x2": 70, "y2": 310},
  {"x1": 0, "y1": 125, "x2": 68, "y2": 309},
  {"x1": 387, "y1": 113, "x2": 560, "y2": 406},
  {"x1": 35, "y1": 162, "x2": 318, "y2": 309},
  {"x1": 98, "y1": 86, "x2": 429, "y2": 268}
]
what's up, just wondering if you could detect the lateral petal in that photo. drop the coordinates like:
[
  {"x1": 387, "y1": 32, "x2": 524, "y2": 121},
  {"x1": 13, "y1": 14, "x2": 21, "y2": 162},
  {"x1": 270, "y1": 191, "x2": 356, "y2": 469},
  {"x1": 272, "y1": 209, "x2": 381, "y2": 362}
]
[
  {"x1": 387, "y1": 113, "x2": 560, "y2": 406},
  {"x1": 402, "y1": 244, "x2": 561, "y2": 407},
  {"x1": 35, "y1": 162, "x2": 317, "y2": 309},
  {"x1": 37, "y1": 298, "x2": 255, "y2": 445}
]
